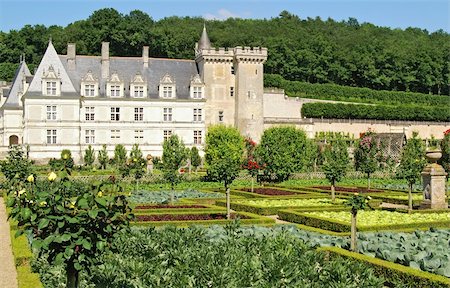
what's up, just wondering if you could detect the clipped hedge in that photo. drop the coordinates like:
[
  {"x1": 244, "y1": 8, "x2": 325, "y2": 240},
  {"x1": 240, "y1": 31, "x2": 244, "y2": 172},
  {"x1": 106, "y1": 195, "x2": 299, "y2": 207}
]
[
  {"x1": 301, "y1": 102, "x2": 450, "y2": 122},
  {"x1": 278, "y1": 209, "x2": 450, "y2": 232},
  {"x1": 265, "y1": 74, "x2": 450, "y2": 107},
  {"x1": 319, "y1": 247, "x2": 450, "y2": 288},
  {"x1": 132, "y1": 211, "x2": 274, "y2": 227}
]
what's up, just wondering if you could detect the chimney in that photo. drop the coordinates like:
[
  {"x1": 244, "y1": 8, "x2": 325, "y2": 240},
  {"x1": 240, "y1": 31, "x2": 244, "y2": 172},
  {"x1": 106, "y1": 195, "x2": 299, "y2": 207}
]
[
  {"x1": 101, "y1": 42, "x2": 110, "y2": 78},
  {"x1": 67, "y1": 43, "x2": 76, "y2": 70},
  {"x1": 142, "y1": 46, "x2": 149, "y2": 68}
]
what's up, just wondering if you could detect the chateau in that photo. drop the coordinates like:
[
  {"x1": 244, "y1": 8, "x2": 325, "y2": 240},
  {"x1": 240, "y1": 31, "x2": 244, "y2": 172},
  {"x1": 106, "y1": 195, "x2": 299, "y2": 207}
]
[{"x1": 1, "y1": 26, "x2": 449, "y2": 163}]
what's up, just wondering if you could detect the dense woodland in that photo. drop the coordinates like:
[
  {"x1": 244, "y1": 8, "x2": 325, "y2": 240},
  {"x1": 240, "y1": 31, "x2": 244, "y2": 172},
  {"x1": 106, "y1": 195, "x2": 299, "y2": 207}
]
[{"x1": 0, "y1": 8, "x2": 449, "y2": 95}]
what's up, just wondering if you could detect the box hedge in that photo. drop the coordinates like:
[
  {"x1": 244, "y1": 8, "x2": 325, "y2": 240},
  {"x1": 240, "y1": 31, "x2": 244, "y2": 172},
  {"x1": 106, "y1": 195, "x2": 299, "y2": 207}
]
[{"x1": 318, "y1": 247, "x2": 450, "y2": 288}]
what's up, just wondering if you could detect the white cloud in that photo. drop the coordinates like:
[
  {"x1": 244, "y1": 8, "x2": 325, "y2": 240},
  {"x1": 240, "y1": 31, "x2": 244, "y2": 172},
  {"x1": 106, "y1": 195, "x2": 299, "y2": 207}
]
[{"x1": 204, "y1": 9, "x2": 242, "y2": 20}]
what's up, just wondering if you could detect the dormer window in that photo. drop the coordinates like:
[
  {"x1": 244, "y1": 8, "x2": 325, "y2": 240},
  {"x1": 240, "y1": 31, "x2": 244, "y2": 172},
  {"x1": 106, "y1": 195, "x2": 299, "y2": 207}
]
[
  {"x1": 130, "y1": 73, "x2": 147, "y2": 98},
  {"x1": 46, "y1": 81, "x2": 57, "y2": 95},
  {"x1": 159, "y1": 73, "x2": 176, "y2": 99},
  {"x1": 110, "y1": 85, "x2": 121, "y2": 97},
  {"x1": 190, "y1": 74, "x2": 205, "y2": 99},
  {"x1": 81, "y1": 71, "x2": 98, "y2": 97},
  {"x1": 107, "y1": 72, "x2": 124, "y2": 98},
  {"x1": 42, "y1": 65, "x2": 61, "y2": 96}
]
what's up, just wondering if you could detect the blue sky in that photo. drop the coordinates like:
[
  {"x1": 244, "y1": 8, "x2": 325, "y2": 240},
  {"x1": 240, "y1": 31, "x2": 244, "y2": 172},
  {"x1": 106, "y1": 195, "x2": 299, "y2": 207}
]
[{"x1": 0, "y1": 0, "x2": 449, "y2": 33}]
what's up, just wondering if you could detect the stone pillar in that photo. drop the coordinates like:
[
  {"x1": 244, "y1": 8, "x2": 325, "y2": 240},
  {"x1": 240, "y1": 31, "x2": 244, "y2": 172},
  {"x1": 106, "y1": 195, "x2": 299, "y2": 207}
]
[{"x1": 421, "y1": 151, "x2": 448, "y2": 209}]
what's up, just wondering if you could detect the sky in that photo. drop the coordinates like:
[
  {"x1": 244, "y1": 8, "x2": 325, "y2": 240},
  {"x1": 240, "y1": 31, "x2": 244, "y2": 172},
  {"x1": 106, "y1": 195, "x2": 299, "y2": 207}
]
[{"x1": 0, "y1": 0, "x2": 449, "y2": 33}]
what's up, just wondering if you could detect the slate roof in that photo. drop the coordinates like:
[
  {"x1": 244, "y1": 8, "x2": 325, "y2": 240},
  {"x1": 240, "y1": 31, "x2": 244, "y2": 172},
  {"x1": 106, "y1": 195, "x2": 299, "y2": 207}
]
[
  {"x1": 2, "y1": 61, "x2": 31, "y2": 109},
  {"x1": 197, "y1": 25, "x2": 211, "y2": 50},
  {"x1": 58, "y1": 56, "x2": 199, "y2": 99}
]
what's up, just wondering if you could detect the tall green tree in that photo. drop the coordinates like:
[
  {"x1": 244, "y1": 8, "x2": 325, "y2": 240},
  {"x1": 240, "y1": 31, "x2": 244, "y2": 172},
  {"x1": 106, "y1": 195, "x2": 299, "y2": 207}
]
[
  {"x1": 190, "y1": 146, "x2": 201, "y2": 173},
  {"x1": 162, "y1": 134, "x2": 188, "y2": 196},
  {"x1": 113, "y1": 144, "x2": 127, "y2": 169},
  {"x1": 354, "y1": 130, "x2": 381, "y2": 189},
  {"x1": 255, "y1": 126, "x2": 309, "y2": 182},
  {"x1": 205, "y1": 125, "x2": 244, "y2": 219},
  {"x1": 98, "y1": 145, "x2": 108, "y2": 170},
  {"x1": 397, "y1": 132, "x2": 427, "y2": 210},
  {"x1": 322, "y1": 139, "x2": 349, "y2": 202},
  {"x1": 83, "y1": 145, "x2": 95, "y2": 168}
]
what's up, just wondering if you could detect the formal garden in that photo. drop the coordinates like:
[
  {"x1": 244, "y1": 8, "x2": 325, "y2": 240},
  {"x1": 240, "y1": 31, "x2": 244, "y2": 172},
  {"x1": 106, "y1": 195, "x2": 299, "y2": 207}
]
[{"x1": 1, "y1": 125, "x2": 450, "y2": 287}]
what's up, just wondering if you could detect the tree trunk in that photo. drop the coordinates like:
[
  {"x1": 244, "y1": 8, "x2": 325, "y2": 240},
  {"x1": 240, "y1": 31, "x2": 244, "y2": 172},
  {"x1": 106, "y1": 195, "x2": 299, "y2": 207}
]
[
  {"x1": 170, "y1": 183, "x2": 174, "y2": 204},
  {"x1": 331, "y1": 180, "x2": 336, "y2": 203},
  {"x1": 226, "y1": 185, "x2": 231, "y2": 220},
  {"x1": 350, "y1": 210, "x2": 357, "y2": 252},
  {"x1": 66, "y1": 261, "x2": 79, "y2": 288},
  {"x1": 251, "y1": 177, "x2": 254, "y2": 193},
  {"x1": 367, "y1": 173, "x2": 371, "y2": 190},
  {"x1": 408, "y1": 182, "x2": 413, "y2": 211}
]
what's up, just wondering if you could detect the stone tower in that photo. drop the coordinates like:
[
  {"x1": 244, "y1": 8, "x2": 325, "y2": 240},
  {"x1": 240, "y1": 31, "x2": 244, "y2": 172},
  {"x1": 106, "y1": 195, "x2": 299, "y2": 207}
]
[{"x1": 195, "y1": 26, "x2": 267, "y2": 141}]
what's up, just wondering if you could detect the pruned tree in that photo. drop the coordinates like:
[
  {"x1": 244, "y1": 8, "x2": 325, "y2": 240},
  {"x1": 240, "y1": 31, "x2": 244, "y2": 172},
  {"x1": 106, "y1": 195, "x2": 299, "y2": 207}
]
[
  {"x1": 98, "y1": 145, "x2": 109, "y2": 170},
  {"x1": 322, "y1": 139, "x2": 349, "y2": 202},
  {"x1": 396, "y1": 132, "x2": 427, "y2": 210},
  {"x1": 83, "y1": 145, "x2": 95, "y2": 168},
  {"x1": 190, "y1": 146, "x2": 201, "y2": 173},
  {"x1": 205, "y1": 125, "x2": 244, "y2": 219},
  {"x1": 162, "y1": 134, "x2": 188, "y2": 202},
  {"x1": 354, "y1": 130, "x2": 381, "y2": 189}
]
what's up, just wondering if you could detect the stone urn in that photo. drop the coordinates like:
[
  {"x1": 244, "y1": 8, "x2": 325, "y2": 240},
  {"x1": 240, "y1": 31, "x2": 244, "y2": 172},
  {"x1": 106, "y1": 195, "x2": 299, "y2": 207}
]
[{"x1": 425, "y1": 150, "x2": 442, "y2": 163}]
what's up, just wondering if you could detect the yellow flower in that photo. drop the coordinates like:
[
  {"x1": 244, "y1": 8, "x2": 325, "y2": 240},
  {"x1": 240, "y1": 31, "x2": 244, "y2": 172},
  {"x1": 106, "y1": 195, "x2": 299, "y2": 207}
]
[
  {"x1": 62, "y1": 153, "x2": 69, "y2": 160},
  {"x1": 97, "y1": 191, "x2": 103, "y2": 197},
  {"x1": 27, "y1": 174, "x2": 35, "y2": 183},
  {"x1": 354, "y1": 192, "x2": 359, "y2": 196},
  {"x1": 133, "y1": 158, "x2": 137, "y2": 162},
  {"x1": 48, "y1": 172, "x2": 57, "y2": 182},
  {"x1": 367, "y1": 196, "x2": 372, "y2": 200},
  {"x1": 18, "y1": 189, "x2": 26, "y2": 196},
  {"x1": 127, "y1": 192, "x2": 132, "y2": 196},
  {"x1": 69, "y1": 201, "x2": 76, "y2": 209},
  {"x1": 39, "y1": 201, "x2": 47, "y2": 207}
]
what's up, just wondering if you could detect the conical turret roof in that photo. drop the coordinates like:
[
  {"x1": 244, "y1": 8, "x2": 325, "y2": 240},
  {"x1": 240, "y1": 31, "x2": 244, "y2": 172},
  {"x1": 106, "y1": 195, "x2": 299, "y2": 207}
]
[{"x1": 197, "y1": 24, "x2": 211, "y2": 50}]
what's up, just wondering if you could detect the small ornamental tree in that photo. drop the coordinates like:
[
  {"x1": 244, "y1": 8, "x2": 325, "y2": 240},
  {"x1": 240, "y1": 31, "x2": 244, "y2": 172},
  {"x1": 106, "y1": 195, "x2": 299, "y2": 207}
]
[
  {"x1": 190, "y1": 146, "x2": 201, "y2": 173},
  {"x1": 396, "y1": 132, "x2": 427, "y2": 211},
  {"x1": 440, "y1": 129, "x2": 450, "y2": 177},
  {"x1": 354, "y1": 130, "x2": 381, "y2": 189},
  {"x1": 128, "y1": 144, "x2": 146, "y2": 190},
  {"x1": 6, "y1": 174, "x2": 134, "y2": 288},
  {"x1": 113, "y1": 144, "x2": 127, "y2": 169},
  {"x1": 255, "y1": 126, "x2": 309, "y2": 182},
  {"x1": 243, "y1": 137, "x2": 260, "y2": 192},
  {"x1": 98, "y1": 145, "x2": 109, "y2": 170},
  {"x1": 205, "y1": 125, "x2": 244, "y2": 219},
  {"x1": 84, "y1": 145, "x2": 95, "y2": 168},
  {"x1": 322, "y1": 139, "x2": 349, "y2": 202},
  {"x1": 0, "y1": 145, "x2": 33, "y2": 182},
  {"x1": 162, "y1": 134, "x2": 188, "y2": 201},
  {"x1": 346, "y1": 193, "x2": 371, "y2": 251}
]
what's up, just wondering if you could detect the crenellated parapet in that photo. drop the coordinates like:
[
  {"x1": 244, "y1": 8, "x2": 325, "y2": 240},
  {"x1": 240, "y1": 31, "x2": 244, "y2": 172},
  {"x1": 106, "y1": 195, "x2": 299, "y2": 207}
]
[
  {"x1": 195, "y1": 47, "x2": 234, "y2": 63},
  {"x1": 233, "y1": 46, "x2": 267, "y2": 63}
]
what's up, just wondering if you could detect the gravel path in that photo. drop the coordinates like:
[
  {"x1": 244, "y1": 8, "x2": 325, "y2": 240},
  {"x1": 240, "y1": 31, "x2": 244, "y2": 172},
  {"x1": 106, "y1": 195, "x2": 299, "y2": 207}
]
[{"x1": 0, "y1": 197, "x2": 18, "y2": 288}]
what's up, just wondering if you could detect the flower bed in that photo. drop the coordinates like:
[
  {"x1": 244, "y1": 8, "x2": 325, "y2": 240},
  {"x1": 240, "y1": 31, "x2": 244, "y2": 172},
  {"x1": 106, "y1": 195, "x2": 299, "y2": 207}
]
[
  {"x1": 136, "y1": 213, "x2": 248, "y2": 221},
  {"x1": 312, "y1": 186, "x2": 386, "y2": 193},
  {"x1": 239, "y1": 188, "x2": 296, "y2": 196},
  {"x1": 278, "y1": 210, "x2": 450, "y2": 232},
  {"x1": 134, "y1": 204, "x2": 208, "y2": 209}
]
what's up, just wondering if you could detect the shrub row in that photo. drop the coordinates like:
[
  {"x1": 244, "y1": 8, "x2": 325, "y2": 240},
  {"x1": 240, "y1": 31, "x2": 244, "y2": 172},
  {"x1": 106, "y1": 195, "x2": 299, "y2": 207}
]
[
  {"x1": 9, "y1": 220, "x2": 43, "y2": 288},
  {"x1": 265, "y1": 74, "x2": 450, "y2": 106},
  {"x1": 301, "y1": 102, "x2": 450, "y2": 122},
  {"x1": 132, "y1": 211, "x2": 274, "y2": 227},
  {"x1": 319, "y1": 247, "x2": 450, "y2": 288},
  {"x1": 277, "y1": 210, "x2": 450, "y2": 232}
]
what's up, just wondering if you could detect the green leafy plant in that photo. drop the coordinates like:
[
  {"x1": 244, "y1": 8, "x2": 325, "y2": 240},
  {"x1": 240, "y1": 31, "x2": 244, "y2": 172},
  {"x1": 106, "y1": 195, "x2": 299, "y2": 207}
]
[
  {"x1": 83, "y1": 145, "x2": 95, "y2": 168},
  {"x1": 346, "y1": 193, "x2": 371, "y2": 251},
  {"x1": 440, "y1": 129, "x2": 450, "y2": 176},
  {"x1": 205, "y1": 125, "x2": 244, "y2": 219},
  {"x1": 396, "y1": 132, "x2": 427, "y2": 210},
  {"x1": 6, "y1": 174, "x2": 134, "y2": 288},
  {"x1": 0, "y1": 145, "x2": 33, "y2": 182}
]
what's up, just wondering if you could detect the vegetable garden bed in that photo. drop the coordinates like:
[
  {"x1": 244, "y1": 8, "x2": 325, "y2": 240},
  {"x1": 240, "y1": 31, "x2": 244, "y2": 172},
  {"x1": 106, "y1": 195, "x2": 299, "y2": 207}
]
[
  {"x1": 128, "y1": 189, "x2": 224, "y2": 204},
  {"x1": 217, "y1": 198, "x2": 347, "y2": 215},
  {"x1": 278, "y1": 210, "x2": 450, "y2": 232}
]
